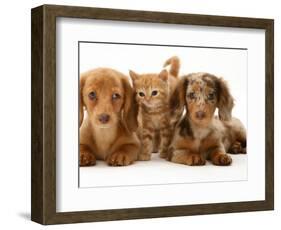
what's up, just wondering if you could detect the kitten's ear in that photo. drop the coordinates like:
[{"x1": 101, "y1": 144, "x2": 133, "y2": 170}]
[
  {"x1": 158, "y1": 69, "x2": 168, "y2": 81},
  {"x1": 216, "y1": 77, "x2": 234, "y2": 121},
  {"x1": 122, "y1": 77, "x2": 138, "y2": 133},
  {"x1": 129, "y1": 70, "x2": 139, "y2": 82},
  {"x1": 169, "y1": 76, "x2": 188, "y2": 118},
  {"x1": 79, "y1": 73, "x2": 87, "y2": 127}
]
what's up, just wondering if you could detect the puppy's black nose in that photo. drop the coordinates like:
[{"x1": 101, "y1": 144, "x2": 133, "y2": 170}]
[
  {"x1": 196, "y1": 111, "x2": 206, "y2": 120},
  {"x1": 98, "y1": 113, "x2": 110, "y2": 124}
]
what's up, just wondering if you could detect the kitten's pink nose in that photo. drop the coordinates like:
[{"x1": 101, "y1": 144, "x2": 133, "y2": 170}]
[{"x1": 196, "y1": 111, "x2": 206, "y2": 120}]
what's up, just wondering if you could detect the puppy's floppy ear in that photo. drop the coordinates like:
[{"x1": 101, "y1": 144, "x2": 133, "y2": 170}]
[
  {"x1": 216, "y1": 77, "x2": 234, "y2": 121},
  {"x1": 122, "y1": 77, "x2": 138, "y2": 133},
  {"x1": 79, "y1": 74, "x2": 87, "y2": 127},
  {"x1": 169, "y1": 76, "x2": 188, "y2": 117}
]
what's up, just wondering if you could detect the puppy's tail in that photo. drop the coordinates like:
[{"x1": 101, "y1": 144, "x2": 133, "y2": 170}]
[{"x1": 163, "y1": 56, "x2": 180, "y2": 78}]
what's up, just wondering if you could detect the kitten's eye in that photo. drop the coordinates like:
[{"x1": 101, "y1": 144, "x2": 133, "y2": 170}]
[
  {"x1": 188, "y1": 92, "x2": 195, "y2": 99},
  {"x1": 208, "y1": 93, "x2": 215, "y2": 100},
  {"x1": 151, "y1": 90, "x2": 158, "y2": 96},
  {"x1": 112, "y1": 93, "x2": 121, "y2": 100},
  {"x1": 88, "y1": 91, "x2": 97, "y2": 100},
  {"x1": 139, "y1": 92, "x2": 145, "y2": 97}
]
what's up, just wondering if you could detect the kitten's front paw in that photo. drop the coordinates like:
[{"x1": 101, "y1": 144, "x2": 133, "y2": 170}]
[
  {"x1": 107, "y1": 151, "x2": 135, "y2": 166},
  {"x1": 159, "y1": 150, "x2": 168, "y2": 159},
  {"x1": 138, "y1": 153, "x2": 151, "y2": 161}
]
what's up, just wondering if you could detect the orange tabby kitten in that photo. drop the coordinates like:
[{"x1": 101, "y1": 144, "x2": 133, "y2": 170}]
[{"x1": 129, "y1": 56, "x2": 180, "y2": 160}]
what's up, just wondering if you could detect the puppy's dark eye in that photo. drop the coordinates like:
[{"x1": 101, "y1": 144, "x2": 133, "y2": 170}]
[
  {"x1": 88, "y1": 91, "x2": 97, "y2": 100},
  {"x1": 151, "y1": 90, "x2": 158, "y2": 96},
  {"x1": 188, "y1": 92, "x2": 195, "y2": 99},
  {"x1": 139, "y1": 92, "x2": 145, "y2": 97},
  {"x1": 208, "y1": 93, "x2": 215, "y2": 100},
  {"x1": 112, "y1": 93, "x2": 121, "y2": 100}
]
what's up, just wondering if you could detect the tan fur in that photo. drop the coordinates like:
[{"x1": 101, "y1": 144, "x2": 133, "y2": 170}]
[
  {"x1": 130, "y1": 70, "x2": 172, "y2": 160},
  {"x1": 163, "y1": 56, "x2": 180, "y2": 77},
  {"x1": 79, "y1": 68, "x2": 140, "y2": 166},
  {"x1": 169, "y1": 72, "x2": 246, "y2": 166},
  {"x1": 80, "y1": 144, "x2": 96, "y2": 166},
  {"x1": 129, "y1": 56, "x2": 180, "y2": 160}
]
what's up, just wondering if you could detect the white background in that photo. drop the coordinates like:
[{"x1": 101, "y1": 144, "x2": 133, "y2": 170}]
[{"x1": 0, "y1": 0, "x2": 279, "y2": 229}]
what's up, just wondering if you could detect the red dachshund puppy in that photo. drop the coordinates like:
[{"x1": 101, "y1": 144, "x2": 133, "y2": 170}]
[{"x1": 79, "y1": 68, "x2": 140, "y2": 166}]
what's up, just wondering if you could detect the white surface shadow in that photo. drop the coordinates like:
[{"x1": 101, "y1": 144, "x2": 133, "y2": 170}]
[{"x1": 79, "y1": 154, "x2": 247, "y2": 188}]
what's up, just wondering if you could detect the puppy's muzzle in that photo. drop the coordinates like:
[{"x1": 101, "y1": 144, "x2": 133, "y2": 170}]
[
  {"x1": 195, "y1": 111, "x2": 206, "y2": 120},
  {"x1": 98, "y1": 113, "x2": 110, "y2": 124}
]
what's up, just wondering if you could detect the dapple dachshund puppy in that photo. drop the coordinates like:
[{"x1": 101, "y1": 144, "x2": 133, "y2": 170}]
[{"x1": 168, "y1": 72, "x2": 246, "y2": 166}]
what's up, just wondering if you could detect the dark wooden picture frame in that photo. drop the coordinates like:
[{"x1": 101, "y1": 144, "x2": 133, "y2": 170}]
[{"x1": 31, "y1": 4, "x2": 274, "y2": 225}]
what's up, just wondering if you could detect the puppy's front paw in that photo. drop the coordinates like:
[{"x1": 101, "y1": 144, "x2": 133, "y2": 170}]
[
  {"x1": 186, "y1": 154, "x2": 206, "y2": 166},
  {"x1": 80, "y1": 150, "x2": 96, "y2": 166},
  {"x1": 107, "y1": 151, "x2": 135, "y2": 166},
  {"x1": 171, "y1": 150, "x2": 205, "y2": 166},
  {"x1": 211, "y1": 152, "x2": 232, "y2": 166}
]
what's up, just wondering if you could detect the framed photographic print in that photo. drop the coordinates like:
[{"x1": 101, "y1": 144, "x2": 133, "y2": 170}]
[{"x1": 31, "y1": 4, "x2": 274, "y2": 225}]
